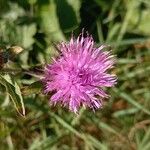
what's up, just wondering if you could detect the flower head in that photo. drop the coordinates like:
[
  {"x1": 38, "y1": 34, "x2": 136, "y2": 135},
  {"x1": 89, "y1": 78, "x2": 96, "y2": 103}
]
[{"x1": 43, "y1": 33, "x2": 117, "y2": 113}]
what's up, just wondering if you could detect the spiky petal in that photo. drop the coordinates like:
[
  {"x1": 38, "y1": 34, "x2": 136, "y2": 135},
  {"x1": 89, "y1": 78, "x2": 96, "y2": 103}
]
[{"x1": 43, "y1": 33, "x2": 117, "y2": 113}]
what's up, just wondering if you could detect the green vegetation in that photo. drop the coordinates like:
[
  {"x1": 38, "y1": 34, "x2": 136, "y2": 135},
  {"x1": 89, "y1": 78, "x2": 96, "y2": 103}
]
[{"x1": 0, "y1": 0, "x2": 150, "y2": 149}]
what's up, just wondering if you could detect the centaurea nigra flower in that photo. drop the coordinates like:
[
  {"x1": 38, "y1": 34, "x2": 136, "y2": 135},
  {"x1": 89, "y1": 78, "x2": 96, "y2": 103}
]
[{"x1": 43, "y1": 33, "x2": 117, "y2": 113}]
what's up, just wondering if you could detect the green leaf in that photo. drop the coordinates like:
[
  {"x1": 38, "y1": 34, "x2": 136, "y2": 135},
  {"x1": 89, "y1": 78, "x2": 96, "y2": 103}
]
[
  {"x1": 128, "y1": 1, "x2": 150, "y2": 35},
  {"x1": 56, "y1": 0, "x2": 81, "y2": 32},
  {"x1": 0, "y1": 75, "x2": 25, "y2": 116},
  {"x1": 135, "y1": 128, "x2": 150, "y2": 150},
  {"x1": 21, "y1": 81, "x2": 43, "y2": 96},
  {"x1": 38, "y1": 0, "x2": 65, "y2": 41},
  {"x1": 87, "y1": 135, "x2": 108, "y2": 150},
  {"x1": 113, "y1": 108, "x2": 139, "y2": 118},
  {"x1": 51, "y1": 113, "x2": 108, "y2": 149},
  {"x1": 113, "y1": 88, "x2": 150, "y2": 115},
  {"x1": 106, "y1": 23, "x2": 121, "y2": 42},
  {"x1": 20, "y1": 24, "x2": 37, "y2": 49},
  {"x1": 1, "y1": 2, "x2": 25, "y2": 21}
]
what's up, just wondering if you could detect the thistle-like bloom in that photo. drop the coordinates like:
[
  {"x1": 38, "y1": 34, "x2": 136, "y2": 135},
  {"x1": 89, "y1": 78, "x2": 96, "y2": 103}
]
[{"x1": 43, "y1": 33, "x2": 117, "y2": 113}]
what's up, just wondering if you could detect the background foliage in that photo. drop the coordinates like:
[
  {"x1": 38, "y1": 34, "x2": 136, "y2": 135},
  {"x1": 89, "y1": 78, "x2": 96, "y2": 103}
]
[{"x1": 0, "y1": 0, "x2": 150, "y2": 149}]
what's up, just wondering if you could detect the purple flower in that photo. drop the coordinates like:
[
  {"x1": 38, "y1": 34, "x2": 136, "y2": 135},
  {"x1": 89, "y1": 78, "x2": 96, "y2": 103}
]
[{"x1": 43, "y1": 33, "x2": 117, "y2": 113}]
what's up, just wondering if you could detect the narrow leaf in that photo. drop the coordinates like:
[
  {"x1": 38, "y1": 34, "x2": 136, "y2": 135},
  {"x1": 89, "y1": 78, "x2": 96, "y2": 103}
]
[{"x1": 0, "y1": 75, "x2": 25, "y2": 116}]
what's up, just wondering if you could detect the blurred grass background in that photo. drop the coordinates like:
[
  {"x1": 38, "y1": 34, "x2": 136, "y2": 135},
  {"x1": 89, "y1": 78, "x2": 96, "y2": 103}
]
[{"x1": 0, "y1": 0, "x2": 150, "y2": 149}]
